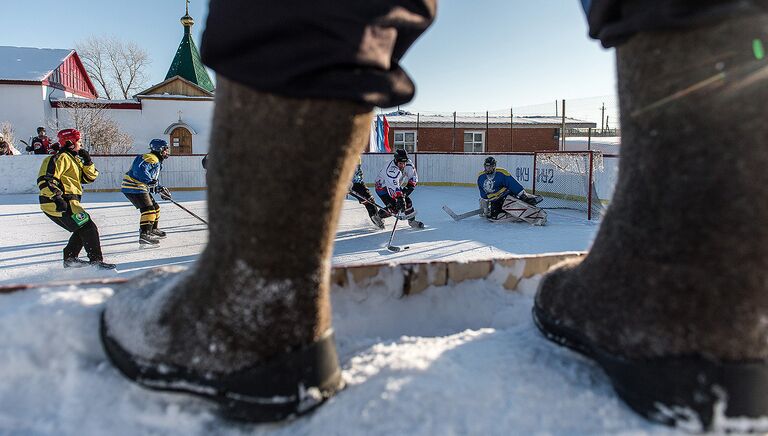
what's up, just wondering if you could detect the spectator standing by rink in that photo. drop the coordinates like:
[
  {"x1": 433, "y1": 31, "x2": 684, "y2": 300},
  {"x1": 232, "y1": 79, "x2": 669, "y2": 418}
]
[
  {"x1": 26, "y1": 127, "x2": 56, "y2": 154},
  {"x1": 37, "y1": 129, "x2": 115, "y2": 269},
  {"x1": 121, "y1": 139, "x2": 173, "y2": 247},
  {"x1": 375, "y1": 149, "x2": 424, "y2": 228},
  {"x1": 0, "y1": 135, "x2": 19, "y2": 155}
]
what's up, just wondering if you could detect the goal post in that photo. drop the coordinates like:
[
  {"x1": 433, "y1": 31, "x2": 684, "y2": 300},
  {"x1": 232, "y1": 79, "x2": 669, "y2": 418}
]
[{"x1": 532, "y1": 151, "x2": 604, "y2": 220}]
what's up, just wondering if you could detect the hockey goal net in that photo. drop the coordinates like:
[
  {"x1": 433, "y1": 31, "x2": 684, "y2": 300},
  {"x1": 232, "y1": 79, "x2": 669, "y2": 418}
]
[{"x1": 532, "y1": 151, "x2": 604, "y2": 220}]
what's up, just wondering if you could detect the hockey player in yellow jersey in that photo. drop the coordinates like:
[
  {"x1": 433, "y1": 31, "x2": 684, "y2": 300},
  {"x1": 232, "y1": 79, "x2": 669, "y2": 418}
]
[{"x1": 37, "y1": 129, "x2": 115, "y2": 269}]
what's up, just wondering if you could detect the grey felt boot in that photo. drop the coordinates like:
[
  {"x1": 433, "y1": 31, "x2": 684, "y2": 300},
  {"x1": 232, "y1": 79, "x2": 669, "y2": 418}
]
[
  {"x1": 101, "y1": 77, "x2": 372, "y2": 422},
  {"x1": 534, "y1": 14, "x2": 768, "y2": 431}
]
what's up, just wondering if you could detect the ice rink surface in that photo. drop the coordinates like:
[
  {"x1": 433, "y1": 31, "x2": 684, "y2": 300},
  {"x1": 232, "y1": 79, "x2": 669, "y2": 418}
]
[{"x1": 0, "y1": 186, "x2": 600, "y2": 285}]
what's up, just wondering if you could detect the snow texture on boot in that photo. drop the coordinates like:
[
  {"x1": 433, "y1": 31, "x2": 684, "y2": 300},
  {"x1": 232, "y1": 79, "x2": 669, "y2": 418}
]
[
  {"x1": 534, "y1": 14, "x2": 768, "y2": 431},
  {"x1": 150, "y1": 229, "x2": 167, "y2": 238},
  {"x1": 101, "y1": 270, "x2": 342, "y2": 422}
]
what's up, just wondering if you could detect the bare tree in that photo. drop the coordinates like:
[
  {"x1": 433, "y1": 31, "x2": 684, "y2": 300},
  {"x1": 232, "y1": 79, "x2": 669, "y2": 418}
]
[
  {"x1": 77, "y1": 36, "x2": 151, "y2": 100},
  {"x1": 53, "y1": 102, "x2": 134, "y2": 154},
  {"x1": 0, "y1": 122, "x2": 16, "y2": 147}
]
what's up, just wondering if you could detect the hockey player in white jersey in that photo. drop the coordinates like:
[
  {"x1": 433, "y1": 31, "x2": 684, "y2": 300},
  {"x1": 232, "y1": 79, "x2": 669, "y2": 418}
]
[{"x1": 375, "y1": 149, "x2": 424, "y2": 228}]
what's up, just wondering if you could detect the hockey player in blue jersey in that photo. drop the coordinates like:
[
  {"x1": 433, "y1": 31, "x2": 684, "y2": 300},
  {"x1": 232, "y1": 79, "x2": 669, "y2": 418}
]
[
  {"x1": 375, "y1": 148, "x2": 424, "y2": 228},
  {"x1": 122, "y1": 139, "x2": 172, "y2": 247},
  {"x1": 478, "y1": 156, "x2": 545, "y2": 225}
]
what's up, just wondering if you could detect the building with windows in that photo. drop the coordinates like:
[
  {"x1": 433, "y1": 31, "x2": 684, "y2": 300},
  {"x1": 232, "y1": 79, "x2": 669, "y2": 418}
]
[
  {"x1": 385, "y1": 112, "x2": 596, "y2": 153},
  {"x1": 0, "y1": 5, "x2": 213, "y2": 155}
]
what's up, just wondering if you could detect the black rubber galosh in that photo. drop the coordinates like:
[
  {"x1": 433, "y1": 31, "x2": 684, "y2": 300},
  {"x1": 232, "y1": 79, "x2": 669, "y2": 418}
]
[
  {"x1": 532, "y1": 304, "x2": 768, "y2": 432},
  {"x1": 100, "y1": 311, "x2": 344, "y2": 422}
]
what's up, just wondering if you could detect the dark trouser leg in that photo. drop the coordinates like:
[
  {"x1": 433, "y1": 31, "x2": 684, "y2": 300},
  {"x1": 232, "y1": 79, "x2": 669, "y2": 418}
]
[
  {"x1": 46, "y1": 212, "x2": 103, "y2": 262},
  {"x1": 77, "y1": 220, "x2": 103, "y2": 262},
  {"x1": 63, "y1": 231, "x2": 83, "y2": 260},
  {"x1": 534, "y1": 13, "x2": 768, "y2": 429},
  {"x1": 351, "y1": 182, "x2": 377, "y2": 217}
]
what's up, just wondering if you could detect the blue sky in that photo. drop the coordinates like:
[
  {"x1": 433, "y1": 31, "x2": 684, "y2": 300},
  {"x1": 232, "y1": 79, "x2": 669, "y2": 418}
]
[{"x1": 5, "y1": 1, "x2": 617, "y2": 116}]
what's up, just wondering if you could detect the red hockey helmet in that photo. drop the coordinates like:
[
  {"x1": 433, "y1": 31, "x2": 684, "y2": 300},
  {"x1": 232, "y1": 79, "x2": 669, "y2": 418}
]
[{"x1": 57, "y1": 129, "x2": 81, "y2": 147}]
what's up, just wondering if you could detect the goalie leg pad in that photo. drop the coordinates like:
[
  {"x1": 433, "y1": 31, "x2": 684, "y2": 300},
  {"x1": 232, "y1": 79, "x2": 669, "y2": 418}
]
[{"x1": 501, "y1": 197, "x2": 548, "y2": 226}]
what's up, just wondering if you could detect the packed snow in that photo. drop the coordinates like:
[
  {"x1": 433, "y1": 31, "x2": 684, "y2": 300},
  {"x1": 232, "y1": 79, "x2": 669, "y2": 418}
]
[{"x1": 0, "y1": 187, "x2": 680, "y2": 434}]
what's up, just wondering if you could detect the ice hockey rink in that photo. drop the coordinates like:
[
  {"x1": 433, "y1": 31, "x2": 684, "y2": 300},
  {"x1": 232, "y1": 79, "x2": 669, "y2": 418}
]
[{"x1": 0, "y1": 186, "x2": 601, "y2": 285}]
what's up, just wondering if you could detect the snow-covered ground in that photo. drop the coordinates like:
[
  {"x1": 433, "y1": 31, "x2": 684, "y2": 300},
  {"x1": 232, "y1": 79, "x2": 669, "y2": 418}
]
[{"x1": 0, "y1": 187, "x2": 679, "y2": 435}]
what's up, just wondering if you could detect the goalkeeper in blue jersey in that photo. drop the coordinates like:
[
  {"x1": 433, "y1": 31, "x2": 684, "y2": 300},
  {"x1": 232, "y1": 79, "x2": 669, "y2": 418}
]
[{"x1": 477, "y1": 156, "x2": 542, "y2": 220}]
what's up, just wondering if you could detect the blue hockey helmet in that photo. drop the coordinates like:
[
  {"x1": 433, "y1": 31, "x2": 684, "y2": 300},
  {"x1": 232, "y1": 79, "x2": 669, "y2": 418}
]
[{"x1": 149, "y1": 139, "x2": 168, "y2": 152}]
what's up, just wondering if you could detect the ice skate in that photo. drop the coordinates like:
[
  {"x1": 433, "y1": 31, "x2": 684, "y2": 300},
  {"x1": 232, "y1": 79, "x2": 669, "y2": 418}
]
[{"x1": 139, "y1": 232, "x2": 161, "y2": 248}]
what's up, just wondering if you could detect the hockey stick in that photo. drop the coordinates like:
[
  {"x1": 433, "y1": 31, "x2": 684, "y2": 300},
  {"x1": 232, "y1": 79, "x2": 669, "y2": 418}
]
[
  {"x1": 347, "y1": 190, "x2": 387, "y2": 212},
  {"x1": 386, "y1": 215, "x2": 409, "y2": 252},
  {"x1": 442, "y1": 205, "x2": 481, "y2": 221},
  {"x1": 165, "y1": 197, "x2": 209, "y2": 226},
  {"x1": 0, "y1": 277, "x2": 130, "y2": 294}
]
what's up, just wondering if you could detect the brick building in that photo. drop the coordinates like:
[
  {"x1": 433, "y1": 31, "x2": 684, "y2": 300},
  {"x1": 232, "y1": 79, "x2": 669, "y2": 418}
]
[{"x1": 385, "y1": 112, "x2": 596, "y2": 153}]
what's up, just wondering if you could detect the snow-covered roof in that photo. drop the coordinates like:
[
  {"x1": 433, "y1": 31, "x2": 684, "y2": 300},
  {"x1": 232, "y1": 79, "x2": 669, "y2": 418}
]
[
  {"x1": 385, "y1": 112, "x2": 596, "y2": 129},
  {"x1": 0, "y1": 46, "x2": 73, "y2": 81},
  {"x1": 51, "y1": 97, "x2": 138, "y2": 105}
]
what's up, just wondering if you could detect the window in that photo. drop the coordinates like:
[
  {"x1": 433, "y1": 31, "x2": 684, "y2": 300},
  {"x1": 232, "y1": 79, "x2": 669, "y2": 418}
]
[
  {"x1": 464, "y1": 131, "x2": 484, "y2": 153},
  {"x1": 394, "y1": 131, "x2": 417, "y2": 153}
]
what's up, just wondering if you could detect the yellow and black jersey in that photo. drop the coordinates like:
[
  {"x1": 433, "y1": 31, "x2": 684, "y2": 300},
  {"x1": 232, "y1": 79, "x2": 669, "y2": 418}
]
[{"x1": 37, "y1": 150, "x2": 98, "y2": 217}]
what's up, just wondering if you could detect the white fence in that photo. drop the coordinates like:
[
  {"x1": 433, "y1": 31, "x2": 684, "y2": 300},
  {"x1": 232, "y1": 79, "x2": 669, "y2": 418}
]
[{"x1": 0, "y1": 153, "x2": 619, "y2": 202}]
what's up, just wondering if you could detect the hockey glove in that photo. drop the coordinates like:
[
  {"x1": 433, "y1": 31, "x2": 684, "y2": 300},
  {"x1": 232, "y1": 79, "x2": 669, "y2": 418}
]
[
  {"x1": 159, "y1": 186, "x2": 172, "y2": 201},
  {"x1": 402, "y1": 184, "x2": 415, "y2": 197},
  {"x1": 77, "y1": 149, "x2": 93, "y2": 166},
  {"x1": 53, "y1": 195, "x2": 68, "y2": 212},
  {"x1": 395, "y1": 197, "x2": 406, "y2": 212}
]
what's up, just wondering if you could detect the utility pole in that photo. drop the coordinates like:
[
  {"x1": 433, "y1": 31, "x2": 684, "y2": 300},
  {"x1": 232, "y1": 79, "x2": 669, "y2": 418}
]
[{"x1": 600, "y1": 102, "x2": 606, "y2": 133}]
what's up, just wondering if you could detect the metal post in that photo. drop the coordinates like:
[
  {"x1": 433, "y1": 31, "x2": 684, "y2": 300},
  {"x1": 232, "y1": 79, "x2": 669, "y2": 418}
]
[
  {"x1": 560, "y1": 99, "x2": 566, "y2": 151},
  {"x1": 486, "y1": 110, "x2": 489, "y2": 152},
  {"x1": 416, "y1": 112, "x2": 420, "y2": 152},
  {"x1": 587, "y1": 151, "x2": 594, "y2": 220},
  {"x1": 510, "y1": 107, "x2": 514, "y2": 152},
  {"x1": 587, "y1": 127, "x2": 592, "y2": 151},
  {"x1": 452, "y1": 111, "x2": 456, "y2": 152}
]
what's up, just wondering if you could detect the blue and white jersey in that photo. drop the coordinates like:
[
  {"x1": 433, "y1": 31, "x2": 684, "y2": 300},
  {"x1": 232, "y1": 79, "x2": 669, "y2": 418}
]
[
  {"x1": 477, "y1": 167, "x2": 524, "y2": 201},
  {"x1": 121, "y1": 153, "x2": 162, "y2": 194},
  {"x1": 375, "y1": 159, "x2": 418, "y2": 198}
]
